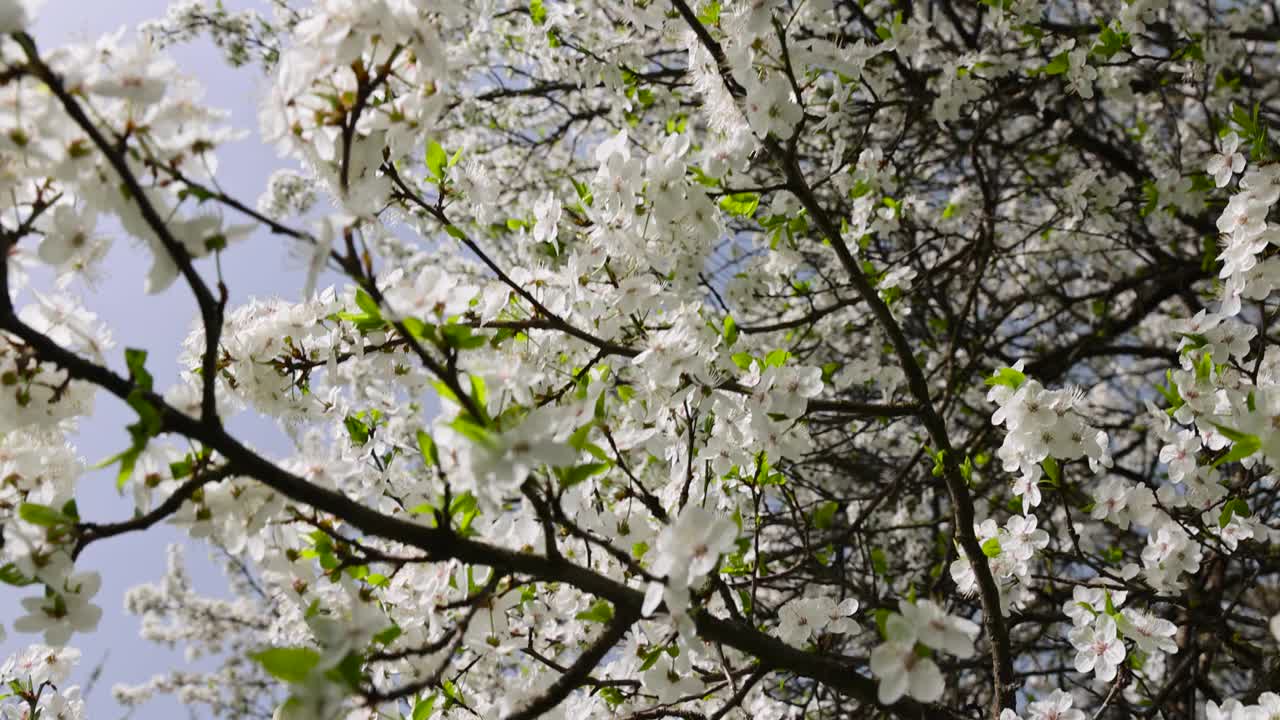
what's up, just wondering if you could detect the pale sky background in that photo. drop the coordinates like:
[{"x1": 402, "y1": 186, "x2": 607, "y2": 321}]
[{"x1": 1, "y1": 2, "x2": 305, "y2": 717}]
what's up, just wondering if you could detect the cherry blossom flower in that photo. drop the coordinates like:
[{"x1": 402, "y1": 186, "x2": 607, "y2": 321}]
[
  {"x1": 900, "y1": 599, "x2": 980, "y2": 658},
  {"x1": 1026, "y1": 689, "x2": 1084, "y2": 720},
  {"x1": 13, "y1": 572, "x2": 104, "y2": 646},
  {"x1": 643, "y1": 504, "x2": 737, "y2": 618},
  {"x1": 1207, "y1": 132, "x2": 1246, "y2": 188},
  {"x1": 1117, "y1": 608, "x2": 1178, "y2": 655},
  {"x1": 869, "y1": 614, "x2": 944, "y2": 704},
  {"x1": 1068, "y1": 614, "x2": 1126, "y2": 682}
]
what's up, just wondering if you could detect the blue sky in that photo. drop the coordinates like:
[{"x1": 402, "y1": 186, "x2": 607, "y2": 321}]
[{"x1": 1, "y1": 2, "x2": 302, "y2": 717}]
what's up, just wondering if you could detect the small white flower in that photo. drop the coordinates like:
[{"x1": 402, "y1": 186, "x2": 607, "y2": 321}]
[
  {"x1": 869, "y1": 614, "x2": 944, "y2": 704},
  {"x1": 1207, "y1": 132, "x2": 1246, "y2": 188},
  {"x1": 900, "y1": 599, "x2": 979, "y2": 658},
  {"x1": 1026, "y1": 689, "x2": 1084, "y2": 720},
  {"x1": 12, "y1": 572, "x2": 104, "y2": 646},
  {"x1": 469, "y1": 414, "x2": 578, "y2": 492},
  {"x1": 1117, "y1": 609, "x2": 1178, "y2": 655},
  {"x1": 1068, "y1": 614, "x2": 1126, "y2": 682},
  {"x1": 643, "y1": 504, "x2": 737, "y2": 618}
]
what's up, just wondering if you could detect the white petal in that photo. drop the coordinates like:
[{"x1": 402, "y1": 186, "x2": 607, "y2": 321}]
[
  {"x1": 907, "y1": 659, "x2": 944, "y2": 703},
  {"x1": 885, "y1": 614, "x2": 916, "y2": 645},
  {"x1": 145, "y1": 252, "x2": 180, "y2": 295},
  {"x1": 875, "y1": 665, "x2": 908, "y2": 705},
  {"x1": 869, "y1": 642, "x2": 904, "y2": 677},
  {"x1": 642, "y1": 581, "x2": 664, "y2": 617}
]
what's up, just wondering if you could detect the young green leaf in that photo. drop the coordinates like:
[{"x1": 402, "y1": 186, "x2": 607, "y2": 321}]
[{"x1": 250, "y1": 647, "x2": 321, "y2": 684}]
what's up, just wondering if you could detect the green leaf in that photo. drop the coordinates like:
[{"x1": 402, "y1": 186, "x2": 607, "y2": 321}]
[
  {"x1": 764, "y1": 349, "x2": 791, "y2": 368},
  {"x1": 1041, "y1": 457, "x2": 1060, "y2": 485},
  {"x1": 1212, "y1": 423, "x2": 1255, "y2": 444},
  {"x1": 103, "y1": 349, "x2": 165, "y2": 490},
  {"x1": 1201, "y1": 234, "x2": 1219, "y2": 273},
  {"x1": 425, "y1": 140, "x2": 447, "y2": 182},
  {"x1": 447, "y1": 492, "x2": 481, "y2": 535},
  {"x1": 344, "y1": 415, "x2": 371, "y2": 446},
  {"x1": 325, "y1": 651, "x2": 365, "y2": 691},
  {"x1": 440, "y1": 324, "x2": 486, "y2": 350},
  {"x1": 637, "y1": 645, "x2": 665, "y2": 672},
  {"x1": 574, "y1": 599, "x2": 615, "y2": 624},
  {"x1": 528, "y1": 0, "x2": 550, "y2": 24},
  {"x1": 449, "y1": 492, "x2": 478, "y2": 519},
  {"x1": 870, "y1": 547, "x2": 888, "y2": 575},
  {"x1": 1128, "y1": 648, "x2": 1148, "y2": 670},
  {"x1": 354, "y1": 288, "x2": 380, "y2": 317},
  {"x1": 1038, "y1": 52, "x2": 1070, "y2": 76},
  {"x1": 981, "y1": 537, "x2": 1002, "y2": 558},
  {"x1": 567, "y1": 423, "x2": 594, "y2": 452},
  {"x1": 1140, "y1": 181, "x2": 1159, "y2": 217},
  {"x1": 373, "y1": 623, "x2": 402, "y2": 647},
  {"x1": 412, "y1": 694, "x2": 438, "y2": 720},
  {"x1": 19, "y1": 502, "x2": 74, "y2": 527},
  {"x1": 169, "y1": 455, "x2": 195, "y2": 479},
  {"x1": 1213, "y1": 435, "x2": 1260, "y2": 468},
  {"x1": 1092, "y1": 24, "x2": 1129, "y2": 59},
  {"x1": 448, "y1": 414, "x2": 495, "y2": 448},
  {"x1": 97, "y1": 445, "x2": 144, "y2": 491},
  {"x1": 631, "y1": 541, "x2": 649, "y2": 560},
  {"x1": 416, "y1": 429, "x2": 440, "y2": 468},
  {"x1": 597, "y1": 686, "x2": 624, "y2": 708},
  {"x1": 402, "y1": 317, "x2": 435, "y2": 342},
  {"x1": 696, "y1": 0, "x2": 721, "y2": 25},
  {"x1": 1178, "y1": 332, "x2": 1209, "y2": 350},
  {"x1": 125, "y1": 348, "x2": 153, "y2": 391},
  {"x1": 557, "y1": 462, "x2": 610, "y2": 489},
  {"x1": 441, "y1": 679, "x2": 465, "y2": 709},
  {"x1": 874, "y1": 608, "x2": 891, "y2": 637},
  {"x1": 571, "y1": 178, "x2": 593, "y2": 207},
  {"x1": 812, "y1": 501, "x2": 840, "y2": 530},
  {"x1": 1219, "y1": 497, "x2": 1251, "y2": 528},
  {"x1": 469, "y1": 379, "x2": 489, "y2": 426},
  {"x1": 445, "y1": 225, "x2": 467, "y2": 240},
  {"x1": 928, "y1": 447, "x2": 947, "y2": 477},
  {"x1": 722, "y1": 315, "x2": 739, "y2": 347},
  {"x1": 0, "y1": 562, "x2": 37, "y2": 586},
  {"x1": 718, "y1": 192, "x2": 760, "y2": 218},
  {"x1": 984, "y1": 366, "x2": 1026, "y2": 390},
  {"x1": 250, "y1": 647, "x2": 321, "y2": 684},
  {"x1": 177, "y1": 184, "x2": 216, "y2": 204},
  {"x1": 1158, "y1": 370, "x2": 1184, "y2": 412}
]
